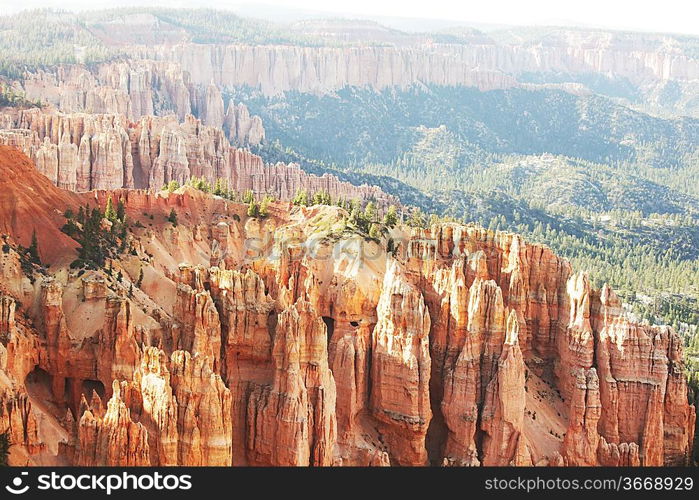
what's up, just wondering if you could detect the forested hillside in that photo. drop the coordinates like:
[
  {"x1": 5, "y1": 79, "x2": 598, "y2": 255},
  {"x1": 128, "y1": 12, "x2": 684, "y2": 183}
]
[{"x1": 236, "y1": 84, "x2": 699, "y2": 349}]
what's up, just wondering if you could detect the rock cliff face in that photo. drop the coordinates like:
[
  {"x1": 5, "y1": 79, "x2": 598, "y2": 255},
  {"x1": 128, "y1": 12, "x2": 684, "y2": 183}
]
[
  {"x1": 369, "y1": 259, "x2": 431, "y2": 465},
  {"x1": 142, "y1": 44, "x2": 517, "y2": 95},
  {"x1": 0, "y1": 109, "x2": 394, "y2": 206},
  {"x1": 223, "y1": 100, "x2": 265, "y2": 146},
  {"x1": 0, "y1": 146, "x2": 694, "y2": 466},
  {"x1": 17, "y1": 26, "x2": 699, "y2": 119},
  {"x1": 20, "y1": 61, "x2": 265, "y2": 146},
  {"x1": 134, "y1": 37, "x2": 699, "y2": 114}
]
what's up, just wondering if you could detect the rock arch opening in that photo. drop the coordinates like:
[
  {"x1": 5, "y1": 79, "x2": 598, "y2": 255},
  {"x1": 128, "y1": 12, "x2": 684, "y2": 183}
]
[
  {"x1": 322, "y1": 316, "x2": 335, "y2": 345},
  {"x1": 81, "y1": 379, "x2": 106, "y2": 401}
]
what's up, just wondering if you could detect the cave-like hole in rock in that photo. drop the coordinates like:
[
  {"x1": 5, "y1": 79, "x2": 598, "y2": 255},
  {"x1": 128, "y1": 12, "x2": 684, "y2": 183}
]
[
  {"x1": 322, "y1": 316, "x2": 335, "y2": 344},
  {"x1": 25, "y1": 366, "x2": 52, "y2": 391},
  {"x1": 25, "y1": 366, "x2": 58, "y2": 406},
  {"x1": 267, "y1": 311, "x2": 278, "y2": 340},
  {"x1": 82, "y1": 379, "x2": 106, "y2": 402},
  {"x1": 350, "y1": 321, "x2": 359, "y2": 327}
]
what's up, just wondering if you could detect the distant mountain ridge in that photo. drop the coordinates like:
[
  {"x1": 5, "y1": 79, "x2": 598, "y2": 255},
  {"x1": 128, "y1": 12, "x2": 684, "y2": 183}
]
[{"x1": 2, "y1": 8, "x2": 699, "y2": 115}]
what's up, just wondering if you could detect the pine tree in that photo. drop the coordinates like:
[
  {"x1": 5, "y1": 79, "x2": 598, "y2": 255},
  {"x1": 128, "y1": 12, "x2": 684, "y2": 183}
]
[
  {"x1": 349, "y1": 203, "x2": 370, "y2": 233},
  {"x1": 189, "y1": 176, "x2": 211, "y2": 193},
  {"x1": 406, "y1": 208, "x2": 426, "y2": 228},
  {"x1": 292, "y1": 189, "x2": 308, "y2": 206},
  {"x1": 116, "y1": 198, "x2": 126, "y2": 222},
  {"x1": 168, "y1": 209, "x2": 178, "y2": 226},
  {"x1": 137, "y1": 268, "x2": 144, "y2": 287},
  {"x1": 349, "y1": 204, "x2": 361, "y2": 226},
  {"x1": 104, "y1": 197, "x2": 117, "y2": 222},
  {"x1": 243, "y1": 189, "x2": 255, "y2": 204},
  {"x1": 28, "y1": 230, "x2": 40, "y2": 265},
  {"x1": 213, "y1": 178, "x2": 224, "y2": 196},
  {"x1": 364, "y1": 201, "x2": 377, "y2": 222},
  {"x1": 312, "y1": 190, "x2": 331, "y2": 205},
  {"x1": 259, "y1": 195, "x2": 273, "y2": 218},
  {"x1": 383, "y1": 205, "x2": 398, "y2": 228},
  {"x1": 247, "y1": 200, "x2": 260, "y2": 218}
]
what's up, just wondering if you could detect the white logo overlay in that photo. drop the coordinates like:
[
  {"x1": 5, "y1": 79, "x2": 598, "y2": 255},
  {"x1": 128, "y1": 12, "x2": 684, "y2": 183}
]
[
  {"x1": 4, "y1": 471, "x2": 193, "y2": 495},
  {"x1": 5, "y1": 471, "x2": 29, "y2": 495}
]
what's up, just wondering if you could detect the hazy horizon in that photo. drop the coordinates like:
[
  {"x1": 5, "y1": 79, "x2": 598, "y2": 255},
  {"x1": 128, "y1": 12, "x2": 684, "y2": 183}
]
[{"x1": 0, "y1": 0, "x2": 698, "y2": 36}]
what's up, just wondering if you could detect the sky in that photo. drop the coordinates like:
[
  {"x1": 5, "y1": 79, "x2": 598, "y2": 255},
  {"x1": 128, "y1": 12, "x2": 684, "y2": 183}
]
[{"x1": 0, "y1": 0, "x2": 697, "y2": 36}]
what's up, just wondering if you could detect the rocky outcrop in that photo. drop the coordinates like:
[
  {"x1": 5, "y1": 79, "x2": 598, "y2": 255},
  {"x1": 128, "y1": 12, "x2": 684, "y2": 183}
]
[
  {"x1": 23, "y1": 61, "x2": 192, "y2": 122},
  {"x1": 224, "y1": 100, "x2": 265, "y2": 146},
  {"x1": 96, "y1": 297, "x2": 142, "y2": 395},
  {"x1": 144, "y1": 43, "x2": 517, "y2": 95},
  {"x1": 76, "y1": 382, "x2": 151, "y2": 466},
  {"x1": 246, "y1": 299, "x2": 337, "y2": 466},
  {"x1": 173, "y1": 282, "x2": 222, "y2": 371},
  {"x1": 0, "y1": 294, "x2": 15, "y2": 339},
  {"x1": 167, "y1": 350, "x2": 233, "y2": 465},
  {"x1": 590, "y1": 285, "x2": 696, "y2": 465},
  {"x1": 0, "y1": 149, "x2": 694, "y2": 466},
  {"x1": 480, "y1": 311, "x2": 529, "y2": 465},
  {"x1": 76, "y1": 347, "x2": 233, "y2": 466},
  {"x1": 199, "y1": 83, "x2": 225, "y2": 129},
  {"x1": 0, "y1": 110, "x2": 395, "y2": 207},
  {"x1": 9, "y1": 23, "x2": 699, "y2": 118},
  {"x1": 370, "y1": 259, "x2": 431, "y2": 465},
  {"x1": 139, "y1": 37, "x2": 699, "y2": 112},
  {"x1": 0, "y1": 111, "x2": 132, "y2": 191},
  {"x1": 15, "y1": 26, "x2": 699, "y2": 113},
  {"x1": 0, "y1": 388, "x2": 45, "y2": 460},
  {"x1": 562, "y1": 368, "x2": 603, "y2": 465},
  {"x1": 21, "y1": 61, "x2": 266, "y2": 143},
  {"x1": 208, "y1": 267, "x2": 275, "y2": 371}
]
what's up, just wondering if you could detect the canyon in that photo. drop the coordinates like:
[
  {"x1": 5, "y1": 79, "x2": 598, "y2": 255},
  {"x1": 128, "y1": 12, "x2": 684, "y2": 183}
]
[
  {"x1": 20, "y1": 61, "x2": 265, "y2": 145},
  {"x1": 0, "y1": 145, "x2": 694, "y2": 466},
  {"x1": 8, "y1": 21, "x2": 699, "y2": 122},
  {"x1": 139, "y1": 38, "x2": 699, "y2": 96},
  {"x1": 0, "y1": 107, "x2": 395, "y2": 206},
  {"x1": 147, "y1": 32, "x2": 699, "y2": 117},
  {"x1": 0, "y1": 8, "x2": 697, "y2": 469}
]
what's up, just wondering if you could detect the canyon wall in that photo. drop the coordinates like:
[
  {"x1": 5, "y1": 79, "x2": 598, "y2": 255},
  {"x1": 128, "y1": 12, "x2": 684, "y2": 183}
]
[
  {"x1": 20, "y1": 61, "x2": 264, "y2": 146},
  {"x1": 134, "y1": 38, "x2": 699, "y2": 104},
  {"x1": 17, "y1": 28, "x2": 699, "y2": 119},
  {"x1": 0, "y1": 146, "x2": 694, "y2": 466},
  {"x1": 0, "y1": 109, "x2": 394, "y2": 206}
]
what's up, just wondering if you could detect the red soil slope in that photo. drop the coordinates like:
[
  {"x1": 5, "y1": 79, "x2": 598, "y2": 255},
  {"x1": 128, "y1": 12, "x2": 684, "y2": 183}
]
[{"x1": 0, "y1": 146, "x2": 80, "y2": 265}]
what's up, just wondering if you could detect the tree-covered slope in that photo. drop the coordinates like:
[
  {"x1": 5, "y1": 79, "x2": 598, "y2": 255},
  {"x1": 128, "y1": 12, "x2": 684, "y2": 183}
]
[
  {"x1": 239, "y1": 84, "x2": 699, "y2": 339},
  {"x1": 231, "y1": 84, "x2": 699, "y2": 171}
]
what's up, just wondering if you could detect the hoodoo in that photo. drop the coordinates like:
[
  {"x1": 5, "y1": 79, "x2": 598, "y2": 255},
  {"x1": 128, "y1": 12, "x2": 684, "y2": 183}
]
[{"x1": 0, "y1": 146, "x2": 693, "y2": 466}]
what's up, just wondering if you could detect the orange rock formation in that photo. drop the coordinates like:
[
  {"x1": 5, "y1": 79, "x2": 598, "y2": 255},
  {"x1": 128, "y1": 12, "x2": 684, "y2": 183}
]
[
  {"x1": 0, "y1": 146, "x2": 694, "y2": 466},
  {"x1": 0, "y1": 108, "x2": 396, "y2": 208}
]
